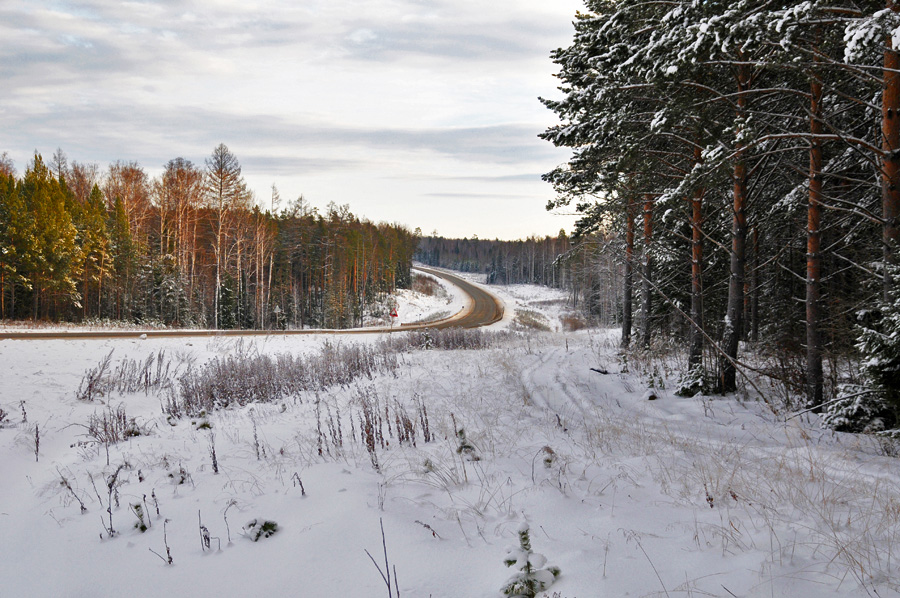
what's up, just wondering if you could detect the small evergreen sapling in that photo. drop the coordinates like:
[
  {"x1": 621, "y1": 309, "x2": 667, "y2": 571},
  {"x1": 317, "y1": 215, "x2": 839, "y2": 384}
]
[
  {"x1": 131, "y1": 502, "x2": 148, "y2": 532},
  {"x1": 243, "y1": 518, "x2": 278, "y2": 541},
  {"x1": 456, "y1": 428, "x2": 480, "y2": 461},
  {"x1": 502, "y1": 523, "x2": 560, "y2": 598},
  {"x1": 824, "y1": 263, "x2": 900, "y2": 432}
]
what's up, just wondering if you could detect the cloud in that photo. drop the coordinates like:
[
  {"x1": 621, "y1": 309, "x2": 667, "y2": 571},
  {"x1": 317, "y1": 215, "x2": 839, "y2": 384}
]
[
  {"x1": 4, "y1": 99, "x2": 557, "y2": 168},
  {"x1": 337, "y1": 17, "x2": 569, "y2": 63},
  {"x1": 2, "y1": 0, "x2": 583, "y2": 238},
  {"x1": 239, "y1": 155, "x2": 361, "y2": 175},
  {"x1": 424, "y1": 192, "x2": 538, "y2": 199}
]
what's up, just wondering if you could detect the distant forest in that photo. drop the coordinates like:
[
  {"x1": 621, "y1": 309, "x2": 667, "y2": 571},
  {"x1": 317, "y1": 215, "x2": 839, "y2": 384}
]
[
  {"x1": 0, "y1": 145, "x2": 417, "y2": 329},
  {"x1": 416, "y1": 234, "x2": 571, "y2": 286}
]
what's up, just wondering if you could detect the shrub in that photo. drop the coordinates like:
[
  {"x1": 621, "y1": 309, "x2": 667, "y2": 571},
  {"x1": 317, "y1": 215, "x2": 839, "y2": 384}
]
[
  {"x1": 244, "y1": 519, "x2": 278, "y2": 541},
  {"x1": 824, "y1": 268, "x2": 900, "y2": 432},
  {"x1": 502, "y1": 524, "x2": 560, "y2": 598},
  {"x1": 412, "y1": 274, "x2": 448, "y2": 299},
  {"x1": 559, "y1": 313, "x2": 588, "y2": 332},
  {"x1": 512, "y1": 310, "x2": 551, "y2": 332}
]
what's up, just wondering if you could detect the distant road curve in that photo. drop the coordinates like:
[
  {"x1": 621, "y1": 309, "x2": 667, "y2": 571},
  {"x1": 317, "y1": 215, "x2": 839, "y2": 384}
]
[{"x1": 0, "y1": 267, "x2": 504, "y2": 340}]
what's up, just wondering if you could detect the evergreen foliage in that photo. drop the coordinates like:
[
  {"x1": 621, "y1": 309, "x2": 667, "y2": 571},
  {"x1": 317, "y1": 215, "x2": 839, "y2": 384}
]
[
  {"x1": 541, "y1": 0, "x2": 892, "y2": 428},
  {"x1": 0, "y1": 149, "x2": 417, "y2": 328},
  {"x1": 825, "y1": 262, "x2": 900, "y2": 432},
  {"x1": 501, "y1": 523, "x2": 560, "y2": 598}
]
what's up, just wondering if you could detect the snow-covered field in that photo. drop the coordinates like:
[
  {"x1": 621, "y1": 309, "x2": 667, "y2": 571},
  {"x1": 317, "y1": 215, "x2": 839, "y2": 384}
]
[{"x1": 1, "y1": 278, "x2": 899, "y2": 597}]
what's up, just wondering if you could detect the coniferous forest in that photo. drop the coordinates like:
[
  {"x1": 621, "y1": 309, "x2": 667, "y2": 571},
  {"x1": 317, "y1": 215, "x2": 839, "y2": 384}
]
[
  {"x1": 0, "y1": 145, "x2": 417, "y2": 330},
  {"x1": 415, "y1": 233, "x2": 627, "y2": 323},
  {"x1": 541, "y1": 1, "x2": 900, "y2": 432},
  {"x1": 415, "y1": 234, "x2": 573, "y2": 286}
]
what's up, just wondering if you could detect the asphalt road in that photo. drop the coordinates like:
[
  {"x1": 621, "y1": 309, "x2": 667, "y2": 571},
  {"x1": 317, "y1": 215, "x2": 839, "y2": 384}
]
[
  {"x1": 409, "y1": 267, "x2": 504, "y2": 329},
  {"x1": 0, "y1": 268, "x2": 504, "y2": 340}
]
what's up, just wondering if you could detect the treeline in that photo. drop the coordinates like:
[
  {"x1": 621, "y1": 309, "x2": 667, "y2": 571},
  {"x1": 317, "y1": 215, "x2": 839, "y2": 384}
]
[
  {"x1": 415, "y1": 234, "x2": 628, "y2": 322},
  {"x1": 541, "y1": 1, "x2": 900, "y2": 426},
  {"x1": 0, "y1": 145, "x2": 416, "y2": 329},
  {"x1": 415, "y1": 234, "x2": 572, "y2": 287}
]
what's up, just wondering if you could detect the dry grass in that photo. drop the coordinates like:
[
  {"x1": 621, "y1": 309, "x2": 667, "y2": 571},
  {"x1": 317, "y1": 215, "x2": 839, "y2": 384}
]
[
  {"x1": 412, "y1": 274, "x2": 449, "y2": 299},
  {"x1": 513, "y1": 310, "x2": 552, "y2": 332},
  {"x1": 560, "y1": 313, "x2": 589, "y2": 332}
]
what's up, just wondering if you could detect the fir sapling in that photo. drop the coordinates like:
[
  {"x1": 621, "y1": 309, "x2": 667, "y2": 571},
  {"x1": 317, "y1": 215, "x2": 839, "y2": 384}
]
[
  {"x1": 243, "y1": 518, "x2": 278, "y2": 541},
  {"x1": 456, "y1": 428, "x2": 480, "y2": 461},
  {"x1": 501, "y1": 523, "x2": 560, "y2": 598},
  {"x1": 131, "y1": 502, "x2": 148, "y2": 532}
]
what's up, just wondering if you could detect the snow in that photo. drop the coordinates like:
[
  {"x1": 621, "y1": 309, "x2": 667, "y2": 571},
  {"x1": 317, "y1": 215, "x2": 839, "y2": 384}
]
[
  {"x1": 1, "y1": 275, "x2": 899, "y2": 597},
  {"x1": 398, "y1": 267, "x2": 469, "y2": 326}
]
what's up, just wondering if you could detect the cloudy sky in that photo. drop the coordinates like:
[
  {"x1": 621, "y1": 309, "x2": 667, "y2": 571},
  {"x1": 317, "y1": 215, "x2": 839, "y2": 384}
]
[{"x1": 1, "y1": 0, "x2": 582, "y2": 240}]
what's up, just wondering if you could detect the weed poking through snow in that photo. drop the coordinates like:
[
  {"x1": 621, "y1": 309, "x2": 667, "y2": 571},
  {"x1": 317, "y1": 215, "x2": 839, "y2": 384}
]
[{"x1": 365, "y1": 518, "x2": 400, "y2": 598}]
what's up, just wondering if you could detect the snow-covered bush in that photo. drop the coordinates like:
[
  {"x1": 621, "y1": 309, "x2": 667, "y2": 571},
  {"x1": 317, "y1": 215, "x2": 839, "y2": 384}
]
[
  {"x1": 822, "y1": 384, "x2": 892, "y2": 433},
  {"x1": 501, "y1": 524, "x2": 560, "y2": 598},
  {"x1": 825, "y1": 270, "x2": 900, "y2": 432},
  {"x1": 131, "y1": 502, "x2": 148, "y2": 532},
  {"x1": 675, "y1": 365, "x2": 705, "y2": 397},
  {"x1": 456, "y1": 428, "x2": 480, "y2": 461},
  {"x1": 243, "y1": 518, "x2": 278, "y2": 541}
]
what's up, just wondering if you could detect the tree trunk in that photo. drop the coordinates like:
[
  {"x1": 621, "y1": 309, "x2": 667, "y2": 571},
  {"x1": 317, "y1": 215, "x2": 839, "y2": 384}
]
[
  {"x1": 689, "y1": 143, "x2": 705, "y2": 371},
  {"x1": 750, "y1": 226, "x2": 759, "y2": 342},
  {"x1": 622, "y1": 195, "x2": 635, "y2": 348},
  {"x1": 884, "y1": 0, "x2": 900, "y2": 298},
  {"x1": 720, "y1": 62, "x2": 751, "y2": 393},
  {"x1": 641, "y1": 194, "x2": 654, "y2": 349},
  {"x1": 807, "y1": 67, "x2": 824, "y2": 408}
]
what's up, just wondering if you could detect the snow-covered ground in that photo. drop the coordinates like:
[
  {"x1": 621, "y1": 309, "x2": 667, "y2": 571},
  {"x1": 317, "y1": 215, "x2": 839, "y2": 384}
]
[
  {"x1": 386, "y1": 268, "x2": 468, "y2": 327},
  {"x1": 1, "y1": 277, "x2": 898, "y2": 597}
]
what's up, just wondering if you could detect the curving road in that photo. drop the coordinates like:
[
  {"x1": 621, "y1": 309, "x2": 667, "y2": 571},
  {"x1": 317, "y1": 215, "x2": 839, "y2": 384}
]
[
  {"x1": 407, "y1": 267, "x2": 503, "y2": 329},
  {"x1": 0, "y1": 267, "x2": 504, "y2": 340}
]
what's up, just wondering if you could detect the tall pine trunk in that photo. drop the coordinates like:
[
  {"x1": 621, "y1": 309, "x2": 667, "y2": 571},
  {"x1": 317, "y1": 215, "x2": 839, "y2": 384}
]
[
  {"x1": 720, "y1": 62, "x2": 751, "y2": 393},
  {"x1": 641, "y1": 194, "x2": 654, "y2": 349},
  {"x1": 807, "y1": 65, "x2": 824, "y2": 408},
  {"x1": 884, "y1": 0, "x2": 900, "y2": 298},
  {"x1": 689, "y1": 143, "x2": 705, "y2": 371},
  {"x1": 622, "y1": 195, "x2": 635, "y2": 348}
]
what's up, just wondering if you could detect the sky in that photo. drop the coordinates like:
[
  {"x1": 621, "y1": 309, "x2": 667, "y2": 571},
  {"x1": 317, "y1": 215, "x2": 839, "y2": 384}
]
[{"x1": 0, "y1": 0, "x2": 584, "y2": 240}]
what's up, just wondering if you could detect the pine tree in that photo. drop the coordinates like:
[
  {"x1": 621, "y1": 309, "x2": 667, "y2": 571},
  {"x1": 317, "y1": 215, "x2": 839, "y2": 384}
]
[
  {"x1": 108, "y1": 195, "x2": 136, "y2": 320},
  {"x1": 501, "y1": 524, "x2": 560, "y2": 598},
  {"x1": 78, "y1": 184, "x2": 111, "y2": 318},
  {"x1": 0, "y1": 170, "x2": 36, "y2": 318},
  {"x1": 21, "y1": 154, "x2": 80, "y2": 318}
]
